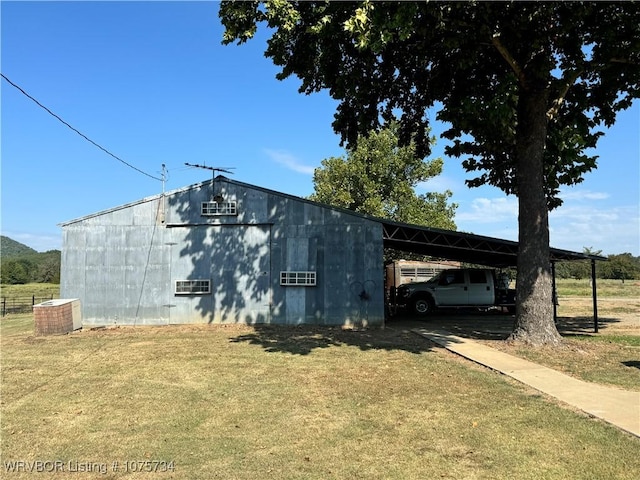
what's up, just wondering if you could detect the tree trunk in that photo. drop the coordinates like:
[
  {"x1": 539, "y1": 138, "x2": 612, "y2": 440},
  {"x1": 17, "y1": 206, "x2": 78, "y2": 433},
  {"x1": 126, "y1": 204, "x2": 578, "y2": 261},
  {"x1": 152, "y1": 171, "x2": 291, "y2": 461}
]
[{"x1": 509, "y1": 88, "x2": 563, "y2": 347}]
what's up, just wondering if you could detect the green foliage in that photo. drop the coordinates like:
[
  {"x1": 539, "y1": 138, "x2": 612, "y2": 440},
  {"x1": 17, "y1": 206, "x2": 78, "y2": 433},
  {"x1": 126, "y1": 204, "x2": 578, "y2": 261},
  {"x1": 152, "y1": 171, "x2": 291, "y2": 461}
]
[
  {"x1": 309, "y1": 122, "x2": 457, "y2": 230},
  {"x1": 1, "y1": 259, "x2": 32, "y2": 285},
  {"x1": 0, "y1": 237, "x2": 60, "y2": 284},
  {"x1": 558, "y1": 252, "x2": 640, "y2": 281},
  {"x1": 220, "y1": 2, "x2": 639, "y2": 208},
  {"x1": 602, "y1": 253, "x2": 640, "y2": 281},
  {"x1": 220, "y1": 1, "x2": 639, "y2": 344}
]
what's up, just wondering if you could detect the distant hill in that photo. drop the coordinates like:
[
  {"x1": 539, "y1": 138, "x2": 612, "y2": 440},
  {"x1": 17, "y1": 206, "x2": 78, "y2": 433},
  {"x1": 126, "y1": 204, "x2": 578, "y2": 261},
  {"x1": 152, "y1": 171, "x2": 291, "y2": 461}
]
[
  {"x1": 1, "y1": 235, "x2": 38, "y2": 258},
  {"x1": 1, "y1": 236, "x2": 61, "y2": 284}
]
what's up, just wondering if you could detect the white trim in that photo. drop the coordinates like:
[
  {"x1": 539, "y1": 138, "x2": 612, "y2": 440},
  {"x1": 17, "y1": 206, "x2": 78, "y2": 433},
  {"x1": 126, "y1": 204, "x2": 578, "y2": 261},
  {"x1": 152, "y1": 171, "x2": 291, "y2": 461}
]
[
  {"x1": 175, "y1": 279, "x2": 211, "y2": 295},
  {"x1": 201, "y1": 201, "x2": 237, "y2": 216},
  {"x1": 280, "y1": 271, "x2": 317, "y2": 286}
]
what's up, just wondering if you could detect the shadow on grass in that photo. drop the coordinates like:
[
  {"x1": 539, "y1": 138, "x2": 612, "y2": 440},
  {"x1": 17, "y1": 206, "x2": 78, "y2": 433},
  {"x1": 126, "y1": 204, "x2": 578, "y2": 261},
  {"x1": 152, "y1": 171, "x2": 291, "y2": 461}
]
[
  {"x1": 229, "y1": 324, "x2": 435, "y2": 356},
  {"x1": 387, "y1": 310, "x2": 515, "y2": 342},
  {"x1": 555, "y1": 316, "x2": 624, "y2": 334},
  {"x1": 622, "y1": 361, "x2": 640, "y2": 370},
  {"x1": 389, "y1": 310, "x2": 628, "y2": 340}
]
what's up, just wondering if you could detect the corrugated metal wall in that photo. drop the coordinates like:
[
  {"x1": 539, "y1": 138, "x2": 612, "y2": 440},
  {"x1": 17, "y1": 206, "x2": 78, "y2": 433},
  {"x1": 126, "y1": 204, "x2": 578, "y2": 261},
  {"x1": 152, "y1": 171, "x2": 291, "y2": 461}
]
[{"x1": 61, "y1": 179, "x2": 384, "y2": 326}]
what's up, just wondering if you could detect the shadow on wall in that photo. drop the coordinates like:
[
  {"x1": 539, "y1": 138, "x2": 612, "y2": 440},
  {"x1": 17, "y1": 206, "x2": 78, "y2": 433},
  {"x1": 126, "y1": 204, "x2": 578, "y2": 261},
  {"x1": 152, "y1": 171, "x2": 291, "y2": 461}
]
[
  {"x1": 167, "y1": 182, "x2": 276, "y2": 324},
  {"x1": 164, "y1": 177, "x2": 385, "y2": 326}
]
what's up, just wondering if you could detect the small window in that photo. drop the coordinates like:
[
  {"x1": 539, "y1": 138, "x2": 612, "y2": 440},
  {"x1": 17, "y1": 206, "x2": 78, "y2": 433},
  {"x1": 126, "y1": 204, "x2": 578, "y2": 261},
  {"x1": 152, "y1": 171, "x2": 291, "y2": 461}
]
[
  {"x1": 175, "y1": 280, "x2": 211, "y2": 295},
  {"x1": 280, "y1": 271, "x2": 316, "y2": 286},
  {"x1": 201, "y1": 201, "x2": 237, "y2": 216},
  {"x1": 469, "y1": 270, "x2": 488, "y2": 284},
  {"x1": 439, "y1": 270, "x2": 465, "y2": 286}
]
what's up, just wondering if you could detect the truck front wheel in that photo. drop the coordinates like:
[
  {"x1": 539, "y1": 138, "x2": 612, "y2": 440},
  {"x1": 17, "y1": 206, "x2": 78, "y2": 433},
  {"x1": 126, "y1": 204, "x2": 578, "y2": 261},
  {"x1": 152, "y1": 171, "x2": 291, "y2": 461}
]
[{"x1": 413, "y1": 297, "x2": 435, "y2": 316}]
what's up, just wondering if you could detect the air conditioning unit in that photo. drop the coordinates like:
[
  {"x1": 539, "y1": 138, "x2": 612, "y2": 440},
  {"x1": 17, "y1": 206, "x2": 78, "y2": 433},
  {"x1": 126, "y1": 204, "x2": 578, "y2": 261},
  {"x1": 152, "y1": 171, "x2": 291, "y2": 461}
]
[{"x1": 33, "y1": 299, "x2": 82, "y2": 336}]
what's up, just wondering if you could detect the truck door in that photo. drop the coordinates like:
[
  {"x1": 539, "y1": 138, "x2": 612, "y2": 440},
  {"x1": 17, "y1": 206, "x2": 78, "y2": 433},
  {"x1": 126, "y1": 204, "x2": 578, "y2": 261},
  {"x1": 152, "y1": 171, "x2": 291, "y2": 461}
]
[
  {"x1": 467, "y1": 269, "x2": 493, "y2": 304},
  {"x1": 435, "y1": 270, "x2": 468, "y2": 305}
]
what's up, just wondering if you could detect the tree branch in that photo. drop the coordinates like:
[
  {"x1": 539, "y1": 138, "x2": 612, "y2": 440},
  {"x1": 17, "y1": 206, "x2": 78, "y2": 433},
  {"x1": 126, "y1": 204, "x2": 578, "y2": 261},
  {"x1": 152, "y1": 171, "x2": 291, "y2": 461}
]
[
  {"x1": 609, "y1": 57, "x2": 640, "y2": 65},
  {"x1": 491, "y1": 33, "x2": 526, "y2": 86},
  {"x1": 547, "y1": 69, "x2": 582, "y2": 121}
]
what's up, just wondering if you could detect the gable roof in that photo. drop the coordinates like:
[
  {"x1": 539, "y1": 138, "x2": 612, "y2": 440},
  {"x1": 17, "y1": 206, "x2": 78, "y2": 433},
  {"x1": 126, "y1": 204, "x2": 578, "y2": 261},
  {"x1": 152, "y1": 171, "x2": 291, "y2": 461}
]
[{"x1": 60, "y1": 176, "x2": 605, "y2": 267}]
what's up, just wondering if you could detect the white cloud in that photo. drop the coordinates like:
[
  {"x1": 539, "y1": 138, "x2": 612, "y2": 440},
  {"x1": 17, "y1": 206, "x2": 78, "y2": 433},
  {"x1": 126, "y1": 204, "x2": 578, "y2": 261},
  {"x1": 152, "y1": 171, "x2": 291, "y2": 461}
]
[
  {"x1": 558, "y1": 189, "x2": 610, "y2": 201},
  {"x1": 451, "y1": 193, "x2": 639, "y2": 255},
  {"x1": 549, "y1": 204, "x2": 639, "y2": 255},
  {"x1": 263, "y1": 149, "x2": 316, "y2": 175},
  {"x1": 455, "y1": 197, "x2": 519, "y2": 224}
]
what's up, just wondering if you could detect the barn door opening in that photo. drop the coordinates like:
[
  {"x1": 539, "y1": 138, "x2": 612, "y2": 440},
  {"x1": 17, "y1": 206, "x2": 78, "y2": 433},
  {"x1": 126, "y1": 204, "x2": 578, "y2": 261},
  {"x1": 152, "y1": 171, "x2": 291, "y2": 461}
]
[{"x1": 211, "y1": 224, "x2": 272, "y2": 323}]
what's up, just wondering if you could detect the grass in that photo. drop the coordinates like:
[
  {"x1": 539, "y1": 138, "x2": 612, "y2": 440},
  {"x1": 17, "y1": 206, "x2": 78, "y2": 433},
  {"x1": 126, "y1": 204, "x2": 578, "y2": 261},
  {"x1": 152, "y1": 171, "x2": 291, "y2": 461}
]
[
  {"x1": 556, "y1": 278, "x2": 640, "y2": 298},
  {"x1": 0, "y1": 283, "x2": 60, "y2": 298},
  {"x1": 557, "y1": 297, "x2": 640, "y2": 317},
  {"x1": 2, "y1": 315, "x2": 640, "y2": 479},
  {"x1": 483, "y1": 291, "x2": 640, "y2": 390},
  {"x1": 487, "y1": 334, "x2": 640, "y2": 391}
]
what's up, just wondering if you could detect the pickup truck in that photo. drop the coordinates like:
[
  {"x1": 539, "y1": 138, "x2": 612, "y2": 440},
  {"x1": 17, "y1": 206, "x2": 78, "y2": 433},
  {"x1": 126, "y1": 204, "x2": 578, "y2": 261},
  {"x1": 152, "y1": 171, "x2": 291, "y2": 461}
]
[{"x1": 393, "y1": 268, "x2": 516, "y2": 315}]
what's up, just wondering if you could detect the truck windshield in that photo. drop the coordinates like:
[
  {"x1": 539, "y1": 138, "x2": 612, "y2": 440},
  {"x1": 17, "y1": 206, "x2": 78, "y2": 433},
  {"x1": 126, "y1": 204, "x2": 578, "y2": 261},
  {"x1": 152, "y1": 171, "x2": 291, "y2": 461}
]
[{"x1": 426, "y1": 272, "x2": 443, "y2": 285}]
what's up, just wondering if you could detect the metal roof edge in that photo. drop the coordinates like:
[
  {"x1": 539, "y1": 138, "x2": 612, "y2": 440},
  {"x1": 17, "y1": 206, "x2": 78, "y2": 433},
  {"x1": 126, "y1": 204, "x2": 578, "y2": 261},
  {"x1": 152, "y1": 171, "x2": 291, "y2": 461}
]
[
  {"x1": 58, "y1": 181, "x2": 204, "y2": 227},
  {"x1": 57, "y1": 176, "x2": 373, "y2": 228},
  {"x1": 57, "y1": 175, "x2": 605, "y2": 262},
  {"x1": 213, "y1": 175, "x2": 385, "y2": 223}
]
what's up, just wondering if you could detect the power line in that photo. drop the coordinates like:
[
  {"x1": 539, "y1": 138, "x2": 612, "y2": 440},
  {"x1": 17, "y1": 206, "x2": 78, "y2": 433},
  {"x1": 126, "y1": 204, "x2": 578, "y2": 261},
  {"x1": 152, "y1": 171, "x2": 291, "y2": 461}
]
[{"x1": 1, "y1": 73, "x2": 162, "y2": 181}]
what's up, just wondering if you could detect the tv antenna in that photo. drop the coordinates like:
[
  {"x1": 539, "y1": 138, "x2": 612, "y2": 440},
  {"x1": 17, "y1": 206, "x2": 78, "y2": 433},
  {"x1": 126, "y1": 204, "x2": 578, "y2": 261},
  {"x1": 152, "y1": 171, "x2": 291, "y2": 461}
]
[
  {"x1": 184, "y1": 163, "x2": 235, "y2": 202},
  {"x1": 184, "y1": 163, "x2": 235, "y2": 178}
]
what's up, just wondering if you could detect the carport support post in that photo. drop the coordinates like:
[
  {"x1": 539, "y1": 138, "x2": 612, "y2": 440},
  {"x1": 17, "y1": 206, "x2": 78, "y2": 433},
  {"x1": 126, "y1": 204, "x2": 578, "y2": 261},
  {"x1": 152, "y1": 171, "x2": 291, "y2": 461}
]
[
  {"x1": 551, "y1": 261, "x2": 557, "y2": 324},
  {"x1": 591, "y1": 259, "x2": 599, "y2": 333}
]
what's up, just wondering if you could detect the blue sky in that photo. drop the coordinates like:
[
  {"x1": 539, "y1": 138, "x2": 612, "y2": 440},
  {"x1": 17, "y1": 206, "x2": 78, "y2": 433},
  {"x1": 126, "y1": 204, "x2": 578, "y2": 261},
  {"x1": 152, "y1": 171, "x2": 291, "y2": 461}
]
[{"x1": 2, "y1": 1, "x2": 638, "y2": 256}]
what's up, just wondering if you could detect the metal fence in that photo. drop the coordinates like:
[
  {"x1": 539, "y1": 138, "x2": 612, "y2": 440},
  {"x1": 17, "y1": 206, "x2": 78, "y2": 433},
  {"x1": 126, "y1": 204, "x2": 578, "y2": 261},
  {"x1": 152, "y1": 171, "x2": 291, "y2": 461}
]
[{"x1": 1, "y1": 295, "x2": 55, "y2": 316}]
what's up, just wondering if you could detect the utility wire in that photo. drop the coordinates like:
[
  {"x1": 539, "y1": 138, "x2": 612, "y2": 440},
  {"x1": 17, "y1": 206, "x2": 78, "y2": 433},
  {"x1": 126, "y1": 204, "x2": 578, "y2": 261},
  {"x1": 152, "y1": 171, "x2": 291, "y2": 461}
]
[{"x1": 1, "y1": 73, "x2": 162, "y2": 181}]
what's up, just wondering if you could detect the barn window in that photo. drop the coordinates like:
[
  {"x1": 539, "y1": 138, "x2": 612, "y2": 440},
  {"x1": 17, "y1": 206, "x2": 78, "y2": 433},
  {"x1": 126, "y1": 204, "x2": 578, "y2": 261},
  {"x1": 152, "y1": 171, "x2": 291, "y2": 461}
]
[
  {"x1": 280, "y1": 271, "x2": 316, "y2": 286},
  {"x1": 201, "y1": 201, "x2": 237, "y2": 216},
  {"x1": 175, "y1": 280, "x2": 211, "y2": 295}
]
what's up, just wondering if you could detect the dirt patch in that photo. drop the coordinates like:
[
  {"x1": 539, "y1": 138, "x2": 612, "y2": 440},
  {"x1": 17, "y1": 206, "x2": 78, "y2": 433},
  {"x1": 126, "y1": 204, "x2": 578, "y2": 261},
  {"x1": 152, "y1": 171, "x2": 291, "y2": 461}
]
[{"x1": 557, "y1": 297, "x2": 639, "y2": 335}]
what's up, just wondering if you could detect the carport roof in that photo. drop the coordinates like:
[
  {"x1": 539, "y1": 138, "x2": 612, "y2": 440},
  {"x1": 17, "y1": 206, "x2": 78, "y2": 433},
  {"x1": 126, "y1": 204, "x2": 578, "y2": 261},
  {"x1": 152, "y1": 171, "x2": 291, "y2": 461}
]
[{"x1": 380, "y1": 219, "x2": 606, "y2": 267}]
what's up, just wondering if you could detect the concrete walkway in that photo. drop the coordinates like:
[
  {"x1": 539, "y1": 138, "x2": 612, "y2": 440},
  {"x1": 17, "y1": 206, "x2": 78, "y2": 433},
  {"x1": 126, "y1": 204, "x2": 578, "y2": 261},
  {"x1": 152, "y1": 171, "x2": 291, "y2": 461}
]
[{"x1": 413, "y1": 328, "x2": 640, "y2": 438}]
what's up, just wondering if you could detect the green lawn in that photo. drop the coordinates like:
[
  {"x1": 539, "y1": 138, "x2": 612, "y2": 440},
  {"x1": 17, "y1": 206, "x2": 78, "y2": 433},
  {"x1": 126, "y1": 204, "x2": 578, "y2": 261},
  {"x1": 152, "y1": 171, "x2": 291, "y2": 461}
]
[
  {"x1": 556, "y1": 278, "x2": 640, "y2": 298},
  {"x1": 0, "y1": 283, "x2": 60, "y2": 298},
  {"x1": 1, "y1": 316, "x2": 639, "y2": 480}
]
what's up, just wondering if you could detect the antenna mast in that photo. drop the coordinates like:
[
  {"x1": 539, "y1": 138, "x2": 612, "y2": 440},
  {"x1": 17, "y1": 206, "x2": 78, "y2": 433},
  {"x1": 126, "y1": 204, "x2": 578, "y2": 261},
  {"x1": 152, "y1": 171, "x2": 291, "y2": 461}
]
[
  {"x1": 161, "y1": 163, "x2": 167, "y2": 195},
  {"x1": 184, "y1": 163, "x2": 235, "y2": 178},
  {"x1": 184, "y1": 163, "x2": 235, "y2": 201}
]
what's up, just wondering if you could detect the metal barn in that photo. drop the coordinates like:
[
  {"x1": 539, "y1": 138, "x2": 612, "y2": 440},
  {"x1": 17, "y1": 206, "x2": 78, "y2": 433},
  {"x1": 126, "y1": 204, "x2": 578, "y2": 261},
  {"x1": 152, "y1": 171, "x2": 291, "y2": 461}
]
[{"x1": 60, "y1": 176, "x2": 385, "y2": 327}]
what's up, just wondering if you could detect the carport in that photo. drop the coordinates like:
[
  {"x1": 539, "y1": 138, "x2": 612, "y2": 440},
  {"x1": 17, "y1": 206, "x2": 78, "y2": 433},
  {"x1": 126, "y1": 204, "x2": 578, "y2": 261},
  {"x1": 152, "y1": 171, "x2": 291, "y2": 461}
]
[{"x1": 380, "y1": 219, "x2": 607, "y2": 332}]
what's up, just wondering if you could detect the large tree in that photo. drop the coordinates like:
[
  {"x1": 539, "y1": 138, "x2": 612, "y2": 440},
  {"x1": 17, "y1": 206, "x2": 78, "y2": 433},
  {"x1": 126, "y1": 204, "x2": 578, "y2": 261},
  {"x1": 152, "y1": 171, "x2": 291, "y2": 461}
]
[
  {"x1": 310, "y1": 122, "x2": 457, "y2": 229},
  {"x1": 220, "y1": 1, "x2": 640, "y2": 345}
]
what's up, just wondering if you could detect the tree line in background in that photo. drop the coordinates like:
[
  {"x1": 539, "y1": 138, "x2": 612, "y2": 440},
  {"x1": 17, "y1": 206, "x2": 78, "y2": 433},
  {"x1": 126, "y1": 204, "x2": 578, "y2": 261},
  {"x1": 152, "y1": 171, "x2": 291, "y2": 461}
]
[
  {"x1": 1, "y1": 236, "x2": 61, "y2": 285},
  {"x1": 1, "y1": 251, "x2": 61, "y2": 285},
  {"x1": 556, "y1": 252, "x2": 640, "y2": 281}
]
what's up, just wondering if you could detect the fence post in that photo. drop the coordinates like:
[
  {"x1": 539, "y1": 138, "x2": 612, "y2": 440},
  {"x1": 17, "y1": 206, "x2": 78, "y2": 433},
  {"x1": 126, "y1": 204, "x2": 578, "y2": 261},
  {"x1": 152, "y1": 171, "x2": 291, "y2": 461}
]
[{"x1": 1, "y1": 297, "x2": 5, "y2": 317}]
